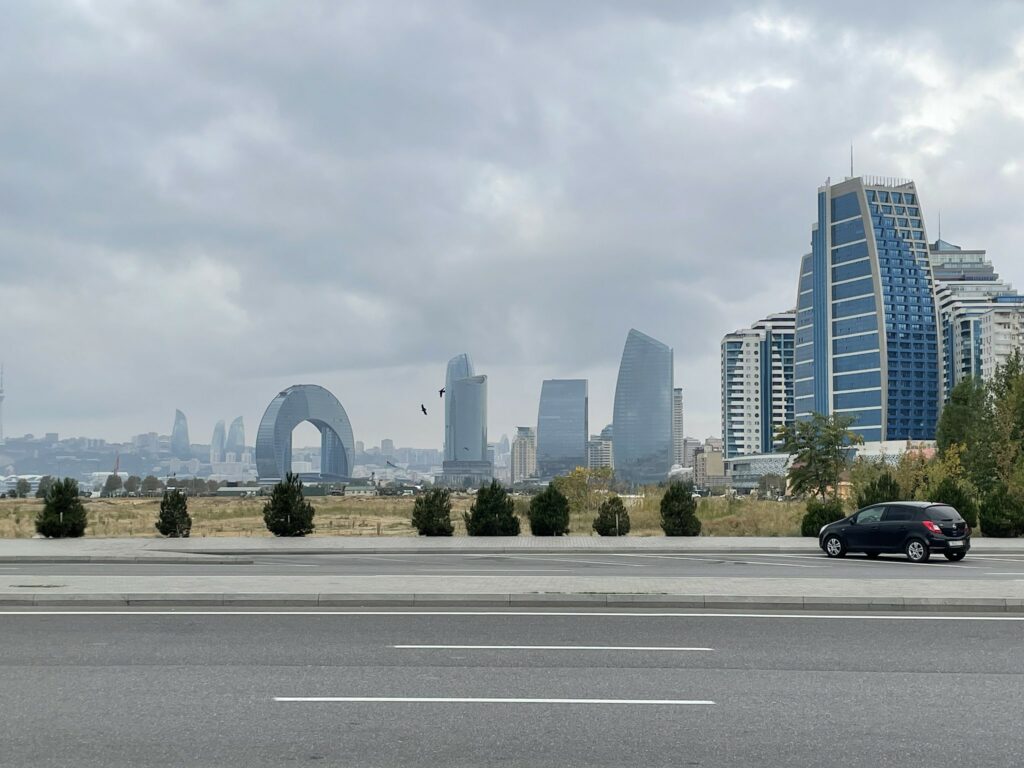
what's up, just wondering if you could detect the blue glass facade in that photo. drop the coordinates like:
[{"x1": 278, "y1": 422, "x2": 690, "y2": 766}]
[
  {"x1": 794, "y1": 178, "x2": 939, "y2": 442},
  {"x1": 536, "y1": 379, "x2": 589, "y2": 478},
  {"x1": 255, "y1": 384, "x2": 355, "y2": 483},
  {"x1": 613, "y1": 329, "x2": 673, "y2": 485},
  {"x1": 171, "y1": 409, "x2": 191, "y2": 459}
]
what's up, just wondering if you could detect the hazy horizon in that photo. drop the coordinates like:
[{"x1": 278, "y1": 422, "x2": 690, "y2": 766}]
[{"x1": 3, "y1": 2, "x2": 1024, "y2": 449}]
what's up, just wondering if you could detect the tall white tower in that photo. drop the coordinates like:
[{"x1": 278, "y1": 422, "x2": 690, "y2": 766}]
[{"x1": 0, "y1": 364, "x2": 5, "y2": 444}]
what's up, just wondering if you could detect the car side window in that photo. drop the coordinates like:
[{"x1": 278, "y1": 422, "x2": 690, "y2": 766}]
[
  {"x1": 857, "y1": 506, "x2": 885, "y2": 524},
  {"x1": 882, "y1": 506, "x2": 914, "y2": 522}
]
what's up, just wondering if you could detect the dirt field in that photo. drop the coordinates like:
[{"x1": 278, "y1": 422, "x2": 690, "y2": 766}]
[{"x1": 0, "y1": 494, "x2": 805, "y2": 538}]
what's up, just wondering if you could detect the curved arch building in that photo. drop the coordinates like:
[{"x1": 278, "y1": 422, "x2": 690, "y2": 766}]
[{"x1": 255, "y1": 385, "x2": 355, "y2": 483}]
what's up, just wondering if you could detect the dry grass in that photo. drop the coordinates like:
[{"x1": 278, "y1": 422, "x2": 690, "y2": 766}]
[{"x1": 0, "y1": 493, "x2": 805, "y2": 538}]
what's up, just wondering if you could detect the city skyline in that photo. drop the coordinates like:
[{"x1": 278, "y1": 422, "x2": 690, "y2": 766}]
[{"x1": 4, "y1": 4, "x2": 1024, "y2": 449}]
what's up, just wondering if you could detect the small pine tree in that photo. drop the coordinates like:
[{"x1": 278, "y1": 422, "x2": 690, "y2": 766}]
[
  {"x1": 592, "y1": 495, "x2": 630, "y2": 536},
  {"x1": 800, "y1": 497, "x2": 845, "y2": 537},
  {"x1": 464, "y1": 480, "x2": 520, "y2": 536},
  {"x1": 35, "y1": 477, "x2": 88, "y2": 538},
  {"x1": 855, "y1": 472, "x2": 902, "y2": 509},
  {"x1": 660, "y1": 481, "x2": 701, "y2": 536},
  {"x1": 528, "y1": 484, "x2": 570, "y2": 536},
  {"x1": 262, "y1": 473, "x2": 316, "y2": 537},
  {"x1": 155, "y1": 489, "x2": 192, "y2": 537},
  {"x1": 411, "y1": 487, "x2": 454, "y2": 536},
  {"x1": 929, "y1": 477, "x2": 979, "y2": 529},
  {"x1": 979, "y1": 485, "x2": 1024, "y2": 538}
]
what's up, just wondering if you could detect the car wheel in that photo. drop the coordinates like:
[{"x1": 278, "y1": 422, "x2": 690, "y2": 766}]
[
  {"x1": 865, "y1": 552, "x2": 879, "y2": 559},
  {"x1": 905, "y1": 538, "x2": 930, "y2": 563},
  {"x1": 944, "y1": 550, "x2": 967, "y2": 562},
  {"x1": 823, "y1": 535, "x2": 846, "y2": 558}
]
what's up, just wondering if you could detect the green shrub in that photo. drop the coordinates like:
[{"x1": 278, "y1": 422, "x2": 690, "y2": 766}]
[
  {"x1": 262, "y1": 473, "x2": 316, "y2": 536},
  {"x1": 592, "y1": 495, "x2": 630, "y2": 536},
  {"x1": 928, "y1": 477, "x2": 979, "y2": 529},
  {"x1": 979, "y1": 486, "x2": 1024, "y2": 538},
  {"x1": 854, "y1": 472, "x2": 902, "y2": 509},
  {"x1": 528, "y1": 485, "x2": 570, "y2": 536},
  {"x1": 660, "y1": 481, "x2": 701, "y2": 536},
  {"x1": 411, "y1": 487, "x2": 454, "y2": 536},
  {"x1": 800, "y1": 497, "x2": 845, "y2": 537},
  {"x1": 35, "y1": 478, "x2": 88, "y2": 538},
  {"x1": 155, "y1": 489, "x2": 192, "y2": 537},
  {"x1": 464, "y1": 480, "x2": 519, "y2": 536}
]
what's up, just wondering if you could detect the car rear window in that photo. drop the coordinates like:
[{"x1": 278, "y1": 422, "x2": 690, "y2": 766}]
[{"x1": 927, "y1": 505, "x2": 964, "y2": 522}]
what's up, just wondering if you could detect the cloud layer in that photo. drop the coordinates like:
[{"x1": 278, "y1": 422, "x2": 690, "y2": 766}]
[{"x1": 3, "y1": 1, "x2": 1024, "y2": 448}]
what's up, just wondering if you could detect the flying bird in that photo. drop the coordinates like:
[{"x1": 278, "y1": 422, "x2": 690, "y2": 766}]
[
  {"x1": 438, "y1": 387, "x2": 445, "y2": 398},
  {"x1": 386, "y1": 460, "x2": 398, "y2": 469},
  {"x1": 421, "y1": 404, "x2": 428, "y2": 416}
]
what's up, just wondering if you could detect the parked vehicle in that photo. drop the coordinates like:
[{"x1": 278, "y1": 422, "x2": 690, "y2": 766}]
[{"x1": 818, "y1": 501, "x2": 970, "y2": 563}]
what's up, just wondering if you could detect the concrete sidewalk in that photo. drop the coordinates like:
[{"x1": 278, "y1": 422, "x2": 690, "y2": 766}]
[{"x1": 3, "y1": 535, "x2": 1024, "y2": 560}]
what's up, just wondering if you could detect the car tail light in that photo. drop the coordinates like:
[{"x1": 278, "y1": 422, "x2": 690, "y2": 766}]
[{"x1": 922, "y1": 520, "x2": 942, "y2": 535}]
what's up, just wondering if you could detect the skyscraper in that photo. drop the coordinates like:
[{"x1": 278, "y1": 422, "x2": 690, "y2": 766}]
[
  {"x1": 439, "y1": 353, "x2": 492, "y2": 487},
  {"x1": 612, "y1": 329, "x2": 674, "y2": 485},
  {"x1": 170, "y1": 409, "x2": 191, "y2": 459},
  {"x1": 795, "y1": 177, "x2": 939, "y2": 442},
  {"x1": 510, "y1": 426, "x2": 537, "y2": 483},
  {"x1": 381, "y1": 439, "x2": 395, "y2": 456},
  {"x1": 587, "y1": 424, "x2": 613, "y2": 470},
  {"x1": 535, "y1": 379, "x2": 588, "y2": 478},
  {"x1": 225, "y1": 417, "x2": 245, "y2": 459},
  {"x1": 210, "y1": 420, "x2": 226, "y2": 464},
  {"x1": 672, "y1": 388, "x2": 684, "y2": 466},
  {"x1": 0, "y1": 364, "x2": 5, "y2": 445},
  {"x1": 721, "y1": 310, "x2": 795, "y2": 458}
]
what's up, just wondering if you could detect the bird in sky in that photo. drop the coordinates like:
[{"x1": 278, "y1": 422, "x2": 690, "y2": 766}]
[
  {"x1": 438, "y1": 387, "x2": 445, "y2": 397},
  {"x1": 386, "y1": 460, "x2": 398, "y2": 468},
  {"x1": 421, "y1": 404, "x2": 428, "y2": 416},
  {"x1": 463, "y1": 446, "x2": 469, "y2": 451}
]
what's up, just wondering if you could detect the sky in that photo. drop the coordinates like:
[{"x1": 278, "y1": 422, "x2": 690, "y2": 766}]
[{"x1": 3, "y1": 1, "x2": 1024, "y2": 451}]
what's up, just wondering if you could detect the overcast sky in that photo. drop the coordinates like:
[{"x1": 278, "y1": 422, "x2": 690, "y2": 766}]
[{"x1": 3, "y1": 1, "x2": 1024, "y2": 451}]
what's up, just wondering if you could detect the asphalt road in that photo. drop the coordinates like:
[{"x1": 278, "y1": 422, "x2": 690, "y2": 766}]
[
  {"x1": 5, "y1": 550, "x2": 1024, "y2": 578},
  {"x1": 2, "y1": 607, "x2": 1023, "y2": 767}
]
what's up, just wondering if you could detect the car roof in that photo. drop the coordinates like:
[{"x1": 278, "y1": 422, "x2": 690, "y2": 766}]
[{"x1": 865, "y1": 501, "x2": 941, "y2": 508}]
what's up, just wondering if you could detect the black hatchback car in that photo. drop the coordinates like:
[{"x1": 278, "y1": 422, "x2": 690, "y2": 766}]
[{"x1": 818, "y1": 501, "x2": 971, "y2": 562}]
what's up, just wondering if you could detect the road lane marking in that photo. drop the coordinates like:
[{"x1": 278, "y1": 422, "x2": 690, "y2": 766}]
[
  {"x1": 983, "y1": 573, "x2": 1024, "y2": 576},
  {"x1": 610, "y1": 554, "x2": 823, "y2": 569},
  {"x1": 274, "y1": 696, "x2": 715, "y2": 705},
  {"x1": 505, "y1": 555, "x2": 645, "y2": 567},
  {"x1": 6, "y1": 610, "x2": 1024, "y2": 621},
  {"x1": 393, "y1": 644, "x2": 714, "y2": 651}
]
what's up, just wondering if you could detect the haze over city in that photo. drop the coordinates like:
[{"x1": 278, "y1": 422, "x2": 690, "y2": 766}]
[{"x1": 3, "y1": 2, "x2": 1024, "y2": 448}]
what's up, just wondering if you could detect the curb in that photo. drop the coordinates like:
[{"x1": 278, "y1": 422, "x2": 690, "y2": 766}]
[
  {"x1": 0, "y1": 592, "x2": 1020, "y2": 613},
  {"x1": 0, "y1": 556, "x2": 254, "y2": 565}
]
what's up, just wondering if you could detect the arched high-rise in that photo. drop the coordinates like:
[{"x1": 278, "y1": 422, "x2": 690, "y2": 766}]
[
  {"x1": 255, "y1": 385, "x2": 355, "y2": 483},
  {"x1": 612, "y1": 329, "x2": 673, "y2": 486},
  {"x1": 210, "y1": 420, "x2": 226, "y2": 463},
  {"x1": 170, "y1": 409, "x2": 191, "y2": 460}
]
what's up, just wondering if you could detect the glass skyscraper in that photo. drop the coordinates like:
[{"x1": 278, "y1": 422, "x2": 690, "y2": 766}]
[
  {"x1": 225, "y1": 416, "x2": 245, "y2": 458},
  {"x1": 439, "y1": 353, "x2": 492, "y2": 487},
  {"x1": 795, "y1": 177, "x2": 939, "y2": 442},
  {"x1": 535, "y1": 379, "x2": 588, "y2": 478},
  {"x1": 612, "y1": 329, "x2": 673, "y2": 485},
  {"x1": 170, "y1": 409, "x2": 191, "y2": 460},
  {"x1": 210, "y1": 420, "x2": 226, "y2": 463}
]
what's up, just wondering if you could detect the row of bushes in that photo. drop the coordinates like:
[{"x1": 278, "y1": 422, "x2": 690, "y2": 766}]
[
  {"x1": 411, "y1": 479, "x2": 702, "y2": 537},
  {"x1": 800, "y1": 471, "x2": 1024, "y2": 538}
]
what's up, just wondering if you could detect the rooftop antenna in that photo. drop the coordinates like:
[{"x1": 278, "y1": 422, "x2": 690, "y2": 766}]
[
  {"x1": 850, "y1": 142, "x2": 854, "y2": 178},
  {"x1": 937, "y1": 209, "x2": 942, "y2": 241}
]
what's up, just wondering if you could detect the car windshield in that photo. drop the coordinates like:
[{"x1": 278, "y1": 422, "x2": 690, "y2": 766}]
[{"x1": 927, "y1": 505, "x2": 964, "y2": 522}]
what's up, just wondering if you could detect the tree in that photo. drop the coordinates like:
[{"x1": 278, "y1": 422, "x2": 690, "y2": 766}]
[
  {"x1": 206, "y1": 479, "x2": 220, "y2": 494},
  {"x1": 102, "y1": 473, "x2": 123, "y2": 497},
  {"x1": 141, "y1": 475, "x2": 164, "y2": 494},
  {"x1": 854, "y1": 471, "x2": 902, "y2": 509},
  {"x1": 593, "y1": 494, "x2": 630, "y2": 536},
  {"x1": 979, "y1": 485, "x2": 1024, "y2": 538},
  {"x1": 411, "y1": 487, "x2": 454, "y2": 536},
  {"x1": 123, "y1": 476, "x2": 141, "y2": 495},
  {"x1": 936, "y1": 377, "x2": 988, "y2": 457},
  {"x1": 34, "y1": 476, "x2": 55, "y2": 499},
  {"x1": 987, "y1": 351, "x2": 1024, "y2": 496},
  {"x1": 528, "y1": 484, "x2": 570, "y2": 536},
  {"x1": 155, "y1": 489, "x2": 192, "y2": 537},
  {"x1": 660, "y1": 481, "x2": 701, "y2": 536},
  {"x1": 35, "y1": 478, "x2": 88, "y2": 538},
  {"x1": 800, "y1": 497, "x2": 845, "y2": 537},
  {"x1": 929, "y1": 476, "x2": 979, "y2": 529},
  {"x1": 776, "y1": 413, "x2": 862, "y2": 499},
  {"x1": 15, "y1": 478, "x2": 30, "y2": 498},
  {"x1": 262, "y1": 473, "x2": 316, "y2": 536},
  {"x1": 464, "y1": 480, "x2": 520, "y2": 536}
]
